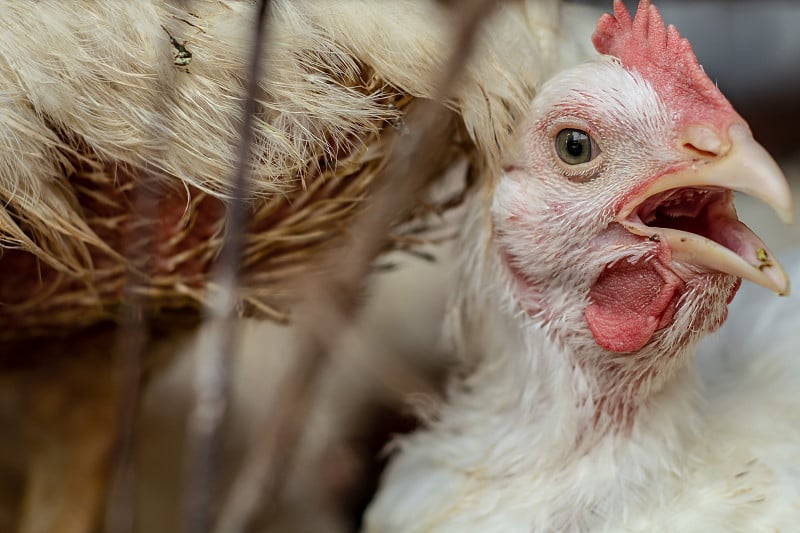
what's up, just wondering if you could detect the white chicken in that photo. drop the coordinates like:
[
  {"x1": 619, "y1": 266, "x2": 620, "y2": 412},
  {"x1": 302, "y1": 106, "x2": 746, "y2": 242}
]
[{"x1": 365, "y1": 1, "x2": 799, "y2": 531}]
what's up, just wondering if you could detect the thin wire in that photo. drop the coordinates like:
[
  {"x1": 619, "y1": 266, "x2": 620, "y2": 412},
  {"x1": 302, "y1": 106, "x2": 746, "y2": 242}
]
[
  {"x1": 182, "y1": 1, "x2": 272, "y2": 532},
  {"x1": 105, "y1": 289, "x2": 148, "y2": 533},
  {"x1": 104, "y1": 68, "x2": 179, "y2": 533}
]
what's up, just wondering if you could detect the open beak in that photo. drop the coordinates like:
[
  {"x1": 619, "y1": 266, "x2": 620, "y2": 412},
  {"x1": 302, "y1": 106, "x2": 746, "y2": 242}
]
[{"x1": 618, "y1": 124, "x2": 793, "y2": 296}]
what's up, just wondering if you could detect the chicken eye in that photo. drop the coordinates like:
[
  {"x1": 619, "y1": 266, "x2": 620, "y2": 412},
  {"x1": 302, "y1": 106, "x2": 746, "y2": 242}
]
[{"x1": 555, "y1": 129, "x2": 596, "y2": 165}]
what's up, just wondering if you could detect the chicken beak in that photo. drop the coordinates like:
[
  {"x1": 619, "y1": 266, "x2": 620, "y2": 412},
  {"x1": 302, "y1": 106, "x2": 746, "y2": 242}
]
[{"x1": 618, "y1": 124, "x2": 793, "y2": 296}]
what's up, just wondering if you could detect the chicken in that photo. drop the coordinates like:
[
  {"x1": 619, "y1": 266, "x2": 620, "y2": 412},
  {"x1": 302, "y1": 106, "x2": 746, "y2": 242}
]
[
  {"x1": 364, "y1": 1, "x2": 798, "y2": 531},
  {"x1": 0, "y1": 1, "x2": 598, "y2": 531}
]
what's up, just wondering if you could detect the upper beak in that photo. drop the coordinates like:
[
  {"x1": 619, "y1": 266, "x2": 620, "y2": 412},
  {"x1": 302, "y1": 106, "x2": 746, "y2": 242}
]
[{"x1": 618, "y1": 124, "x2": 793, "y2": 296}]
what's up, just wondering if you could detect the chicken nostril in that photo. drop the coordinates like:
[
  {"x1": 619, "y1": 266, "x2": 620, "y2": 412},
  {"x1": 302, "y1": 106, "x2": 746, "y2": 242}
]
[
  {"x1": 682, "y1": 125, "x2": 726, "y2": 158},
  {"x1": 682, "y1": 142, "x2": 718, "y2": 159}
]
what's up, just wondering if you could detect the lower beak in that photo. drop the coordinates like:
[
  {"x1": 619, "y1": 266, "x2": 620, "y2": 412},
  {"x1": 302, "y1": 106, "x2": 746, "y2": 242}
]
[{"x1": 618, "y1": 124, "x2": 793, "y2": 296}]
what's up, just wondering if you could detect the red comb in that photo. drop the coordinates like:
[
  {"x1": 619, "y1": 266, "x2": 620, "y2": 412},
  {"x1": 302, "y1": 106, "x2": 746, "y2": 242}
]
[{"x1": 592, "y1": 0, "x2": 738, "y2": 131}]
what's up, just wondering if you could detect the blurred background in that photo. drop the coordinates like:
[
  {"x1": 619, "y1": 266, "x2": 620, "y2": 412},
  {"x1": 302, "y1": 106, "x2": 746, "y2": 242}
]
[{"x1": 1, "y1": 2, "x2": 798, "y2": 532}]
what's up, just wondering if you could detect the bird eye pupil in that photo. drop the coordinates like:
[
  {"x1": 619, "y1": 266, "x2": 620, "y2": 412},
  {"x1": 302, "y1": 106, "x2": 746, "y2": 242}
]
[
  {"x1": 566, "y1": 136, "x2": 584, "y2": 157},
  {"x1": 555, "y1": 128, "x2": 596, "y2": 165}
]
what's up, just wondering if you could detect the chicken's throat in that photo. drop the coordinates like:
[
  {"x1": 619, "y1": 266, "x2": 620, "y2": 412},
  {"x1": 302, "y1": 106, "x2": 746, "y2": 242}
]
[{"x1": 635, "y1": 187, "x2": 728, "y2": 246}]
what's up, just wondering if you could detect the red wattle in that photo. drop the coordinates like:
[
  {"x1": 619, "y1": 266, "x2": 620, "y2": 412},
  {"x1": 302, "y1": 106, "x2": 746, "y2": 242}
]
[{"x1": 585, "y1": 257, "x2": 682, "y2": 353}]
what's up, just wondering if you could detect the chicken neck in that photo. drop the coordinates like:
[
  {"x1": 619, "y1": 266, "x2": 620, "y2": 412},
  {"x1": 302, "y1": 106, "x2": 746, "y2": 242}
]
[{"x1": 429, "y1": 207, "x2": 710, "y2": 525}]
